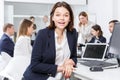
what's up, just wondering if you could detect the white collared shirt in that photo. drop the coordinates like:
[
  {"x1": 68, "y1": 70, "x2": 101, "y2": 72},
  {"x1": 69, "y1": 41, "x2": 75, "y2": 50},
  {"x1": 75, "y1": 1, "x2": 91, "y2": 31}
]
[
  {"x1": 55, "y1": 30, "x2": 70, "y2": 66},
  {"x1": 48, "y1": 30, "x2": 70, "y2": 80}
]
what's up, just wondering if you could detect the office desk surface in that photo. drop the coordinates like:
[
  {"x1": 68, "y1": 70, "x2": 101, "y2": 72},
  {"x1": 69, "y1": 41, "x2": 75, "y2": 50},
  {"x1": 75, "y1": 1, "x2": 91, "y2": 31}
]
[{"x1": 73, "y1": 63, "x2": 120, "y2": 80}]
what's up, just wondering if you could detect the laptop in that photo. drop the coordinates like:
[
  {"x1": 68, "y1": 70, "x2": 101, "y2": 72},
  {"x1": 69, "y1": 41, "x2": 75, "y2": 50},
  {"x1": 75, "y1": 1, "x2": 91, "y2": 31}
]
[
  {"x1": 79, "y1": 43, "x2": 118, "y2": 67},
  {"x1": 81, "y1": 43, "x2": 108, "y2": 61}
]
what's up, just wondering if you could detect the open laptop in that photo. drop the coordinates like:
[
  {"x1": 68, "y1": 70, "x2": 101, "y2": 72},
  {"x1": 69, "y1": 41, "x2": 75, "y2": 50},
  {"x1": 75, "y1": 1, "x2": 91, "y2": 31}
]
[
  {"x1": 81, "y1": 43, "x2": 108, "y2": 61},
  {"x1": 79, "y1": 43, "x2": 118, "y2": 67}
]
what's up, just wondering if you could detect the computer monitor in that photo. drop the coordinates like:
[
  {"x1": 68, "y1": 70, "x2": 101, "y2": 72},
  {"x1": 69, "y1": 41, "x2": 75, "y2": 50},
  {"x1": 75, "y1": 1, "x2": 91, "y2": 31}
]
[{"x1": 107, "y1": 22, "x2": 120, "y2": 66}]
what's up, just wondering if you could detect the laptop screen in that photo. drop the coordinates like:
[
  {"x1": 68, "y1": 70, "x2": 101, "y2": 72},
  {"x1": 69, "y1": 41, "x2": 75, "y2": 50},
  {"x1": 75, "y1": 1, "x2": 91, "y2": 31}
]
[{"x1": 81, "y1": 43, "x2": 108, "y2": 61}]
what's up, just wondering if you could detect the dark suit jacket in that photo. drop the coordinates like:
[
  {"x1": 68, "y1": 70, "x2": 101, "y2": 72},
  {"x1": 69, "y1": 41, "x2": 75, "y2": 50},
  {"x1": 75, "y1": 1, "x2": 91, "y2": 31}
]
[
  {"x1": 24, "y1": 28, "x2": 77, "y2": 80},
  {"x1": 0, "y1": 33, "x2": 14, "y2": 57},
  {"x1": 89, "y1": 36, "x2": 106, "y2": 43}
]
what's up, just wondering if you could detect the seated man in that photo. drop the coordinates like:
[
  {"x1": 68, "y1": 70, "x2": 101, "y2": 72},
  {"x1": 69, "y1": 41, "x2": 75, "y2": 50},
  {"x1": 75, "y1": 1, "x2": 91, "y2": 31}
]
[
  {"x1": 108, "y1": 20, "x2": 119, "y2": 33},
  {"x1": 0, "y1": 23, "x2": 15, "y2": 70},
  {"x1": 107, "y1": 20, "x2": 119, "y2": 58}
]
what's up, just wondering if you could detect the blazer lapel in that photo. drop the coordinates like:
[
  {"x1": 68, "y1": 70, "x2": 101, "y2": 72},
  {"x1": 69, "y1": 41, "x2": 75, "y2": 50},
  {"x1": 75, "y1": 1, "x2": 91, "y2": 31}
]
[
  {"x1": 67, "y1": 31, "x2": 72, "y2": 54},
  {"x1": 47, "y1": 29, "x2": 56, "y2": 62}
]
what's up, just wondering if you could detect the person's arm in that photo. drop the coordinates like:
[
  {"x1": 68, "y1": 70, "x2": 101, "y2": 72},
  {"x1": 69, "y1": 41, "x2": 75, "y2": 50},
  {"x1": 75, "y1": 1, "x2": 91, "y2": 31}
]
[
  {"x1": 1, "y1": 52, "x2": 12, "y2": 64},
  {"x1": 1, "y1": 38, "x2": 14, "y2": 57},
  {"x1": 102, "y1": 37, "x2": 106, "y2": 43},
  {"x1": 99, "y1": 36, "x2": 106, "y2": 43},
  {"x1": 30, "y1": 29, "x2": 57, "y2": 77},
  {"x1": 70, "y1": 29, "x2": 78, "y2": 65},
  {"x1": 88, "y1": 37, "x2": 94, "y2": 43},
  {"x1": 57, "y1": 65, "x2": 64, "y2": 72},
  {"x1": 63, "y1": 29, "x2": 78, "y2": 78},
  {"x1": 63, "y1": 63, "x2": 74, "y2": 78}
]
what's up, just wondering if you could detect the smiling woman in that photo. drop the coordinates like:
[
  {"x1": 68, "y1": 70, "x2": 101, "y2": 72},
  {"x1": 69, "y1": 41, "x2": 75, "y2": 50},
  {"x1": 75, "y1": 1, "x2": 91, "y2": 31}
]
[{"x1": 23, "y1": 1, "x2": 77, "y2": 80}]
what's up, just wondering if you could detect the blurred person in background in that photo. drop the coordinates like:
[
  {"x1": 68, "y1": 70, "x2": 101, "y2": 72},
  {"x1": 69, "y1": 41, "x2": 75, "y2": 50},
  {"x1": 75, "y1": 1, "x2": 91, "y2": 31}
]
[
  {"x1": 89, "y1": 24, "x2": 106, "y2": 43},
  {"x1": 1, "y1": 19, "x2": 34, "y2": 80},
  {"x1": 76, "y1": 11, "x2": 94, "y2": 57},
  {"x1": 42, "y1": 15, "x2": 49, "y2": 27},
  {"x1": 29, "y1": 16, "x2": 37, "y2": 46},
  {"x1": 77, "y1": 11, "x2": 95, "y2": 44},
  {"x1": 108, "y1": 20, "x2": 119, "y2": 33},
  {"x1": 0, "y1": 23, "x2": 15, "y2": 71}
]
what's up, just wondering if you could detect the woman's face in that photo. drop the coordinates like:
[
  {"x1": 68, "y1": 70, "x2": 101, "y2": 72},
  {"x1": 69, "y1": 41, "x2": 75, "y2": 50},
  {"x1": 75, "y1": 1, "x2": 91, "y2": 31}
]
[
  {"x1": 91, "y1": 28, "x2": 99, "y2": 36},
  {"x1": 27, "y1": 24, "x2": 34, "y2": 36},
  {"x1": 52, "y1": 7, "x2": 70, "y2": 30},
  {"x1": 8, "y1": 26, "x2": 15, "y2": 36},
  {"x1": 79, "y1": 15, "x2": 88, "y2": 25}
]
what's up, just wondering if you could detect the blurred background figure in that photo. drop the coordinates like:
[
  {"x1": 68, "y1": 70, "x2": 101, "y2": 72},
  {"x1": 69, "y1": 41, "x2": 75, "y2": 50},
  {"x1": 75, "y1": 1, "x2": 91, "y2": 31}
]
[
  {"x1": 108, "y1": 20, "x2": 119, "y2": 44},
  {"x1": 77, "y1": 11, "x2": 95, "y2": 44},
  {"x1": 108, "y1": 20, "x2": 119, "y2": 33},
  {"x1": 106, "y1": 20, "x2": 119, "y2": 58},
  {"x1": 29, "y1": 16, "x2": 37, "y2": 46},
  {"x1": 29, "y1": 16, "x2": 35, "y2": 23},
  {"x1": 0, "y1": 19, "x2": 33, "y2": 80},
  {"x1": 76, "y1": 11, "x2": 94, "y2": 57},
  {"x1": 0, "y1": 23, "x2": 15, "y2": 71},
  {"x1": 42, "y1": 15, "x2": 49, "y2": 27},
  {"x1": 89, "y1": 24, "x2": 106, "y2": 43},
  {"x1": 30, "y1": 23, "x2": 37, "y2": 46}
]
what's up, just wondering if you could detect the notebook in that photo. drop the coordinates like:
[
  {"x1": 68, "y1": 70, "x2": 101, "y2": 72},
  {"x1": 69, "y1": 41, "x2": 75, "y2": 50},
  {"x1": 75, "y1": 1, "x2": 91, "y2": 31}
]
[{"x1": 79, "y1": 43, "x2": 118, "y2": 67}]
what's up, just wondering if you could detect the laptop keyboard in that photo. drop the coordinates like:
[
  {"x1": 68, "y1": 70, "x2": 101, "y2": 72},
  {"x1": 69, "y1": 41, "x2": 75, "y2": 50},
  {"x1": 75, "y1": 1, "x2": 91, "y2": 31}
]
[{"x1": 80, "y1": 60, "x2": 117, "y2": 67}]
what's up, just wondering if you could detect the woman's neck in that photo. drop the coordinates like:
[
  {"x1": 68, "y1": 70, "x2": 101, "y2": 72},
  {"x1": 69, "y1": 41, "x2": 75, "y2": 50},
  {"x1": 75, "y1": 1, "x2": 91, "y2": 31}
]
[
  {"x1": 55, "y1": 28, "x2": 64, "y2": 37},
  {"x1": 55, "y1": 28, "x2": 65, "y2": 44}
]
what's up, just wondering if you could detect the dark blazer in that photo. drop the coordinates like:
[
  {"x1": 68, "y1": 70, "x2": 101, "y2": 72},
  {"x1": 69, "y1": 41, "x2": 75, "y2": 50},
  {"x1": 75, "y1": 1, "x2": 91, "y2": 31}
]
[
  {"x1": 0, "y1": 33, "x2": 14, "y2": 57},
  {"x1": 89, "y1": 36, "x2": 106, "y2": 43},
  {"x1": 24, "y1": 28, "x2": 77, "y2": 80}
]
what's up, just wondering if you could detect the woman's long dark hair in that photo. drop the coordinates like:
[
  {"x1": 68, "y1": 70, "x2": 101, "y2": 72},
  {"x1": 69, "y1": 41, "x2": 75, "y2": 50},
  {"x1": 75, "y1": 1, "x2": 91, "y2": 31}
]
[{"x1": 92, "y1": 24, "x2": 103, "y2": 36}]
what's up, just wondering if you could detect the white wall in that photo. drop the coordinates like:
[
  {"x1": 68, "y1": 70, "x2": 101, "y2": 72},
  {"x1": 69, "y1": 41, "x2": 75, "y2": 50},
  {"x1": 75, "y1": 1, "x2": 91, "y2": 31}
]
[
  {"x1": 4, "y1": 5, "x2": 14, "y2": 24},
  {"x1": 118, "y1": 0, "x2": 120, "y2": 20},
  {"x1": 0, "y1": 0, "x2": 4, "y2": 38},
  {"x1": 5, "y1": 0, "x2": 87, "y2": 5},
  {"x1": 113, "y1": 0, "x2": 119, "y2": 19},
  {"x1": 88, "y1": 0, "x2": 114, "y2": 43}
]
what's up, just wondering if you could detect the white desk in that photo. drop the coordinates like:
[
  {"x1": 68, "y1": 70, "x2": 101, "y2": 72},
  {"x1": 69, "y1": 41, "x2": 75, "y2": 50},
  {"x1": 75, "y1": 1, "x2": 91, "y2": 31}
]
[{"x1": 73, "y1": 63, "x2": 120, "y2": 80}]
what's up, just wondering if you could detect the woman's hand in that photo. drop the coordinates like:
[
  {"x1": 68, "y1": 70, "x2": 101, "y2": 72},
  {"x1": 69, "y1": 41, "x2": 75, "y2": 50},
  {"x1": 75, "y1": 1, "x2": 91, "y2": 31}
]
[
  {"x1": 63, "y1": 59, "x2": 75, "y2": 79},
  {"x1": 64, "y1": 59, "x2": 75, "y2": 66},
  {"x1": 57, "y1": 65, "x2": 65, "y2": 73},
  {"x1": 63, "y1": 64, "x2": 74, "y2": 78},
  {"x1": 57, "y1": 59, "x2": 75, "y2": 78}
]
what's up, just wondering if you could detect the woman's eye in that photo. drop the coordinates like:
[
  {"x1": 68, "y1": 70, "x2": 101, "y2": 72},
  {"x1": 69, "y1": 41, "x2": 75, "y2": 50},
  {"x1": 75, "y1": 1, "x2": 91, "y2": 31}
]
[
  {"x1": 65, "y1": 15, "x2": 69, "y2": 17},
  {"x1": 56, "y1": 14, "x2": 60, "y2": 16}
]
